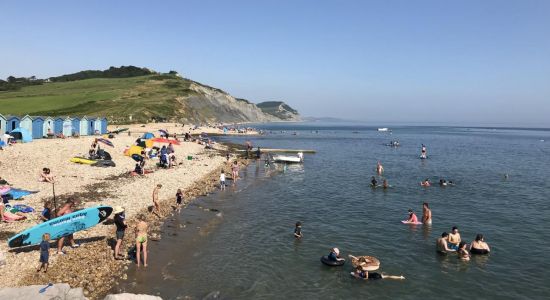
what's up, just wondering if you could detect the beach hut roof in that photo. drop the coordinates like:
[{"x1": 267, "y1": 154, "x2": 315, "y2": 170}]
[
  {"x1": 6, "y1": 115, "x2": 20, "y2": 120},
  {"x1": 81, "y1": 116, "x2": 89, "y2": 121},
  {"x1": 0, "y1": 113, "x2": 6, "y2": 120}
]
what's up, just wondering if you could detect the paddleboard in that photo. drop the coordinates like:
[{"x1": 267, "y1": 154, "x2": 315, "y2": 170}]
[
  {"x1": 8, "y1": 205, "x2": 112, "y2": 248},
  {"x1": 402, "y1": 220, "x2": 423, "y2": 225},
  {"x1": 70, "y1": 157, "x2": 97, "y2": 165}
]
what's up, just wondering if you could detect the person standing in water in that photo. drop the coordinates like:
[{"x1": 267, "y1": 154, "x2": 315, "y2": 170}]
[
  {"x1": 135, "y1": 214, "x2": 148, "y2": 267},
  {"x1": 448, "y1": 226, "x2": 461, "y2": 250},
  {"x1": 220, "y1": 170, "x2": 226, "y2": 191},
  {"x1": 422, "y1": 202, "x2": 432, "y2": 225},
  {"x1": 231, "y1": 161, "x2": 240, "y2": 184},
  {"x1": 152, "y1": 184, "x2": 162, "y2": 218},
  {"x1": 175, "y1": 189, "x2": 184, "y2": 213},
  {"x1": 436, "y1": 232, "x2": 456, "y2": 254},
  {"x1": 421, "y1": 144, "x2": 427, "y2": 158},
  {"x1": 376, "y1": 161, "x2": 384, "y2": 175},
  {"x1": 294, "y1": 221, "x2": 303, "y2": 239}
]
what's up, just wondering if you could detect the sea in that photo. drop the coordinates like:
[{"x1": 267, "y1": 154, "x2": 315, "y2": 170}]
[{"x1": 114, "y1": 123, "x2": 550, "y2": 300}]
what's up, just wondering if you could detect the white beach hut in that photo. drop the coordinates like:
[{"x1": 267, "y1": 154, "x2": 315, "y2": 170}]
[
  {"x1": 0, "y1": 114, "x2": 6, "y2": 135},
  {"x1": 43, "y1": 116, "x2": 54, "y2": 137}
]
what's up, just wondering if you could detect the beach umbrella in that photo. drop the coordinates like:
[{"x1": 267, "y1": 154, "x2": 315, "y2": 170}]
[
  {"x1": 158, "y1": 129, "x2": 168, "y2": 136},
  {"x1": 151, "y1": 138, "x2": 180, "y2": 145},
  {"x1": 142, "y1": 132, "x2": 155, "y2": 139},
  {"x1": 97, "y1": 138, "x2": 114, "y2": 147},
  {"x1": 124, "y1": 145, "x2": 144, "y2": 156}
]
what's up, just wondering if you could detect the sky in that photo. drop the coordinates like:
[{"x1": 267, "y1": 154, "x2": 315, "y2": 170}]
[{"x1": 1, "y1": 0, "x2": 549, "y2": 127}]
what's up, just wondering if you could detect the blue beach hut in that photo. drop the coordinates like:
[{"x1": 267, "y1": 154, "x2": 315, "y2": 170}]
[
  {"x1": 54, "y1": 117, "x2": 64, "y2": 134},
  {"x1": 10, "y1": 127, "x2": 32, "y2": 143},
  {"x1": 6, "y1": 116, "x2": 20, "y2": 132},
  {"x1": 0, "y1": 114, "x2": 6, "y2": 135},
  {"x1": 100, "y1": 117, "x2": 108, "y2": 134},
  {"x1": 62, "y1": 117, "x2": 73, "y2": 137},
  {"x1": 20, "y1": 115, "x2": 44, "y2": 139},
  {"x1": 79, "y1": 116, "x2": 89, "y2": 136},
  {"x1": 43, "y1": 117, "x2": 54, "y2": 136},
  {"x1": 71, "y1": 117, "x2": 80, "y2": 136}
]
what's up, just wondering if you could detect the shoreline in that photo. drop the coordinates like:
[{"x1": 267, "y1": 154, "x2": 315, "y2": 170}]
[{"x1": 0, "y1": 123, "x2": 250, "y2": 299}]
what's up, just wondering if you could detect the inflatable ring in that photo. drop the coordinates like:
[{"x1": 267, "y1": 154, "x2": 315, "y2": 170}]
[
  {"x1": 320, "y1": 255, "x2": 345, "y2": 266},
  {"x1": 350, "y1": 255, "x2": 380, "y2": 271}
]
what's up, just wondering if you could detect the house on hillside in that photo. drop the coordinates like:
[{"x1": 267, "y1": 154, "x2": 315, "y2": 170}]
[
  {"x1": 71, "y1": 117, "x2": 80, "y2": 136},
  {"x1": 43, "y1": 116, "x2": 54, "y2": 136},
  {"x1": 62, "y1": 117, "x2": 73, "y2": 137},
  {"x1": 0, "y1": 114, "x2": 6, "y2": 135},
  {"x1": 54, "y1": 117, "x2": 64, "y2": 134},
  {"x1": 20, "y1": 115, "x2": 45, "y2": 139},
  {"x1": 6, "y1": 116, "x2": 20, "y2": 132},
  {"x1": 80, "y1": 116, "x2": 89, "y2": 136}
]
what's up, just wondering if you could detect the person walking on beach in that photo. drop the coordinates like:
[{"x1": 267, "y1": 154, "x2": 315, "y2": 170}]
[
  {"x1": 135, "y1": 214, "x2": 148, "y2": 267},
  {"x1": 57, "y1": 199, "x2": 79, "y2": 254},
  {"x1": 220, "y1": 170, "x2": 226, "y2": 190},
  {"x1": 113, "y1": 206, "x2": 127, "y2": 260},
  {"x1": 37, "y1": 233, "x2": 50, "y2": 273},
  {"x1": 422, "y1": 202, "x2": 432, "y2": 225},
  {"x1": 152, "y1": 184, "x2": 162, "y2": 218},
  {"x1": 231, "y1": 161, "x2": 240, "y2": 184},
  {"x1": 175, "y1": 189, "x2": 183, "y2": 213},
  {"x1": 376, "y1": 161, "x2": 384, "y2": 175}
]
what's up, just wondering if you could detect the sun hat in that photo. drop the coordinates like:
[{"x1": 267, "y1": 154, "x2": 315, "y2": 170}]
[{"x1": 113, "y1": 206, "x2": 125, "y2": 214}]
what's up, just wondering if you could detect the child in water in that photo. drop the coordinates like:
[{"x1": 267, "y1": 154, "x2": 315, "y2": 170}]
[
  {"x1": 37, "y1": 233, "x2": 50, "y2": 273},
  {"x1": 220, "y1": 170, "x2": 226, "y2": 190},
  {"x1": 294, "y1": 221, "x2": 303, "y2": 239}
]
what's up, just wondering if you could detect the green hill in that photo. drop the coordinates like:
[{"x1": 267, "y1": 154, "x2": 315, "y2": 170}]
[{"x1": 0, "y1": 67, "x2": 299, "y2": 124}]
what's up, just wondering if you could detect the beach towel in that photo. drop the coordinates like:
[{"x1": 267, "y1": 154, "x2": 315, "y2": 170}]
[
  {"x1": 6, "y1": 188, "x2": 38, "y2": 200},
  {"x1": 12, "y1": 204, "x2": 35, "y2": 213},
  {"x1": 2, "y1": 211, "x2": 26, "y2": 222}
]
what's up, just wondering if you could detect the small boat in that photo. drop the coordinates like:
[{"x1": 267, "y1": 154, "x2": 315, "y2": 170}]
[
  {"x1": 272, "y1": 152, "x2": 303, "y2": 164},
  {"x1": 377, "y1": 128, "x2": 390, "y2": 132}
]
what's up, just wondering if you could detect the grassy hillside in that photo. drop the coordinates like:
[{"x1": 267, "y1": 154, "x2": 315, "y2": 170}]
[{"x1": 0, "y1": 75, "x2": 199, "y2": 123}]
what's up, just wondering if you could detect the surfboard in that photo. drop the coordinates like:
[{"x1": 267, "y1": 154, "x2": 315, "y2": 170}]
[
  {"x1": 401, "y1": 220, "x2": 423, "y2": 225},
  {"x1": 7, "y1": 205, "x2": 112, "y2": 248}
]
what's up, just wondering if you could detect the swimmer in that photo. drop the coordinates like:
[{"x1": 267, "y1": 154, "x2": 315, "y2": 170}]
[
  {"x1": 352, "y1": 265, "x2": 405, "y2": 280},
  {"x1": 469, "y1": 234, "x2": 490, "y2": 255},
  {"x1": 422, "y1": 202, "x2": 432, "y2": 225},
  {"x1": 448, "y1": 226, "x2": 461, "y2": 250},
  {"x1": 294, "y1": 221, "x2": 303, "y2": 239},
  {"x1": 436, "y1": 232, "x2": 456, "y2": 254},
  {"x1": 439, "y1": 179, "x2": 447, "y2": 186},
  {"x1": 421, "y1": 144, "x2": 427, "y2": 157},
  {"x1": 376, "y1": 161, "x2": 384, "y2": 175},
  {"x1": 457, "y1": 242, "x2": 470, "y2": 261},
  {"x1": 421, "y1": 178, "x2": 431, "y2": 187},
  {"x1": 370, "y1": 176, "x2": 378, "y2": 187},
  {"x1": 328, "y1": 248, "x2": 345, "y2": 262},
  {"x1": 382, "y1": 179, "x2": 389, "y2": 189},
  {"x1": 403, "y1": 209, "x2": 419, "y2": 223}
]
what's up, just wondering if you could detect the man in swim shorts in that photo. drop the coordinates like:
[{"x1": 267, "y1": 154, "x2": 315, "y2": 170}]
[
  {"x1": 436, "y1": 232, "x2": 456, "y2": 254},
  {"x1": 57, "y1": 199, "x2": 80, "y2": 254},
  {"x1": 422, "y1": 202, "x2": 432, "y2": 225},
  {"x1": 448, "y1": 226, "x2": 461, "y2": 250}
]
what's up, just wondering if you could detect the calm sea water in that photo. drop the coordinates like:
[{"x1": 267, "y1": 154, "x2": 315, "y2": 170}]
[{"x1": 116, "y1": 124, "x2": 550, "y2": 299}]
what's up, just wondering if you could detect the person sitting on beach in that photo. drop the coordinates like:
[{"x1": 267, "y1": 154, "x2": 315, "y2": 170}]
[
  {"x1": 421, "y1": 178, "x2": 431, "y2": 187},
  {"x1": 134, "y1": 163, "x2": 143, "y2": 175},
  {"x1": 57, "y1": 199, "x2": 80, "y2": 254},
  {"x1": 89, "y1": 139, "x2": 98, "y2": 158},
  {"x1": 39, "y1": 201, "x2": 52, "y2": 222},
  {"x1": 448, "y1": 226, "x2": 461, "y2": 250},
  {"x1": 376, "y1": 161, "x2": 384, "y2": 175},
  {"x1": 294, "y1": 221, "x2": 303, "y2": 239},
  {"x1": 169, "y1": 155, "x2": 177, "y2": 168},
  {"x1": 39, "y1": 168, "x2": 55, "y2": 183},
  {"x1": 328, "y1": 248, "x2": 345, "y2": 262},
  {"x1": 352, "y1": 265, "x2": 405, "y2": 280},
  {"x1": 436, "y1": 232, "x2": 456, "y2": 254},
  {"x1": 167, "y1": 143, "x2": 175, "y2": 154},
  {"x1": 370, "y1": 176, "x2": 377, "y2": 187},
  {"x1": 422, "y1": 202, "x2": 432, "y2": 225},
  {"x1": 383, "y1": 179, "x2": 389, "y2": 189},
  {"x1": 403, "y1": 209, "x2": 419, "y2": 223},
  {"x1": 457, "y1": 242, "x2": 470, "y2": 261},
  {"x1": 113, "y1": 206, "x2": 127, "y2": 260},
  {"x1": 135, "y1": 214, "x2": 148, "y2": 267},
  {"x1": 469, "y1": 234, "x2": 491, "y2": 255}
]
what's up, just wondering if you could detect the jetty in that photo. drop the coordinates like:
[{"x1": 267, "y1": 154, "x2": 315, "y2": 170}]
[{"x1": 238, "y1": 148, "x2": 316, "y2": 154}]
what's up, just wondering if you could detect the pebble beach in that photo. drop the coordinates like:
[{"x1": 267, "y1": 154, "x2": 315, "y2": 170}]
[{"x1": 0, "y1": 123, "x2": 254, "y2": 299}]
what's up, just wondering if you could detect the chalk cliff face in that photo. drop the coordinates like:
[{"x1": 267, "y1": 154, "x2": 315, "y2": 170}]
[
  {"x1": 256, "y1": 101, "x2": 301, "y2": 121},
  {"x1": 180, "y1": 82, "x2": 278, "y2": 123}
]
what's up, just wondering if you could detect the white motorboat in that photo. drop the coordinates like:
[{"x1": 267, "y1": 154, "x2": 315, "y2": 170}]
[
  {"x1": 377, "y1": 128, "x2": 390, "y2": 132},
  {"x1": 272, "y1": 152, "x2": 304, "y2": 163}
]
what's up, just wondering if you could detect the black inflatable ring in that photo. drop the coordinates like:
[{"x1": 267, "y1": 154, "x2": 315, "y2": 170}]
[{"x1": 321, "y1": 255, "x2": 345, "y2": 266}]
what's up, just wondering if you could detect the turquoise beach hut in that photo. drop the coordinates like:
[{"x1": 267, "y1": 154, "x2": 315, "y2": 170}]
[
  {"x1": 0, "y1": 114, "x2": 6, "y2": 135},
  {"x1": 79, "y1": 116, "x2": 89, "y2": 136},
  {"x1": 6, "y1": 116, "x2": 20, "y2": 132},
  {"x1": 54, "y1": 117, "x2": 64, "y2": 134},
  {"x1": 20, "y1": 115, "x2": 44, "y2": 139},
  {"x1": 71, "y1": 117, "x2": 80, "y2": 136},
  {"x1": 91, "y1": 117, "x2": 102, "y2": 135},
  {"x1": 62, "y1": 117, "x2": 73, "y2": 137},
  {"x1": 10, "y1": 127, "x2": 32, "y2": 143},
  {"x1": 99, "y1": 117, "x2": 108, "y2": 134},
  {"x1": 43, "y1": 116, "x2": 54, "y2": 136}
]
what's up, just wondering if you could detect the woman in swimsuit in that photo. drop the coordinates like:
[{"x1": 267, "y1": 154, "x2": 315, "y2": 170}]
[
  {"x1": 135, "y1": 215, "x2": 149, "y2": 267},
  {"x1": 469, "y1": 234, "x2": 490, "y2": 255},
  {"x1": 458, "y1": 242, "x2": 470, "y2": 261},
  {"x1": 352, "y1": 265, "x2": 405, "y2": 280},
  {"x1": 404, "y1": 209, "x2": 419, "y2": 223},
  {"x1": 376, "y1": 161, "x2": 384, "y2": 175}
]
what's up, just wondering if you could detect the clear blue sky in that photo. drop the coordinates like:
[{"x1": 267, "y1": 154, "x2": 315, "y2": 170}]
[{"x1": 1, "y1": 0, "x2": 549, "y2": 126}]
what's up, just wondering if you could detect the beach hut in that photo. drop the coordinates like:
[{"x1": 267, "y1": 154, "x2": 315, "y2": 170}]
[
  {"x1": 62, "y1": 117, "x2": 73, "y2": 137},
  {"x1": 79, "y1": 116, "x2": 89, "y2": 136},
  {"x1": 10, "y1": 127, "x2": 32, "y2": 143},
  {"x1": 6, "y1": 116, "x2": 20, "y2": 132},
  {"x1": 20, "y1": 115, "x2": 44, "y2": 139},
  {"x1": 99, "y1": 117, "x2": 108, "y2": 134},
  {"x1": 43, "y1": 116, "x2": 54, "y2": 137},
  {"x1": 54, "y1": 117, "x2": 64, "y2": 134},
  {"x1": 0, "y1": 114, "x2": 6, "y2": 135},
  {"x1": 91, "y1": 117, "x2": 102, "y2": 134},
  {"x1": 71, "y1": 117, "x2": 81, "y2": 136}
]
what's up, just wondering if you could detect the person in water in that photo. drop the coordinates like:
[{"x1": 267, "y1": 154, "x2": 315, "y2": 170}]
[
  {"x1": 382, "y1": 179, "x2": 389, "y2": 189},
  {"x1": 135, "y1": 214, "x2": 148, "y2": 267},
  {"x1": 422, "y1": 202, "x2": 432, "y2": 225},
  {"x1": 469, "y1": 234, "x2": 491, "y2": 255},
  {"x1": 376, "y1": 161, "x2": 384, "y2": 175},
  {"x1": 328, "y1": 248, "x2": 345, "y2": 262},
  {"x1": 404, "y1": 209, "x2": 419, "y2": 223},
  {"x1": 294, "y1": 221, "x2": 303, "y2": 239},
  {"x1": 371, "y1": 176, "x2": 378, "y2": 187},
  {"x1": 457, "y1": 241, "x2": 470, "y2": 261},
  {"x1": 421, "y1": 144, "x2": 427, "y2": 157},
  {"x1": 448, "y1": 226, "x2": 461, "y2": 250},
  {"x1": 436, "y1": 232, "x2": 456, "y2": 254},
  {"x1": 439, "y1": 179, "x2": 447, "y2": 186},
  {"x1": 421, "y1": 178, "x2": 431, "y2": 187},
  {"x1": 352, "y1": 265, "x2": 405, "y2": 280}
]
